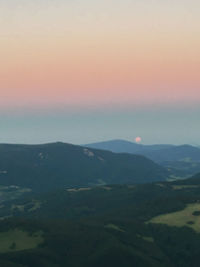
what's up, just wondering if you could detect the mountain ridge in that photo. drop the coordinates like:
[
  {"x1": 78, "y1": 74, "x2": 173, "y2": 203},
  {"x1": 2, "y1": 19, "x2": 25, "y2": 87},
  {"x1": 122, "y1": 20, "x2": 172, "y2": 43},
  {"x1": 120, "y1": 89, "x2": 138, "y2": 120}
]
[
  {"x1": 0, "y1": 142, "x2": 168, "y2": 192},
  {"x1": 85, "y1": 140, "x2": 200, "y2": 177}
]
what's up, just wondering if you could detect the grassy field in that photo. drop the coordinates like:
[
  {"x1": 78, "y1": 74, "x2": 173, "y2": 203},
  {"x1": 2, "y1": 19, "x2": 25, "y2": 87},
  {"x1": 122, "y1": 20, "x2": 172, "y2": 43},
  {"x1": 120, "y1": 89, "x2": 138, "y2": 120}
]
[
  {"x1": 137, "y1": 235, "x2": 154, "y2": 243},
  {"x1": 0, "y1": 229, "x2": 43, "y2": 253},
  {"x1": 172, "y1": 185, "x2": 200, "y2": 190},
  {"x1": 148, "y1": 203, "x2": 200, "y2": 233},
  {"x1": 105, "y1": 224, "x2": 125, "y2": 232}
]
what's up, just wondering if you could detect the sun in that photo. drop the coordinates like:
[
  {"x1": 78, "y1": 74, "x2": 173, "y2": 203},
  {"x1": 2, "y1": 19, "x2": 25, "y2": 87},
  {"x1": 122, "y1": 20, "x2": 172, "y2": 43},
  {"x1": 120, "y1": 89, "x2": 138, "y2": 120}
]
[{"x1": 135, "y1": 137, "x2": 142, "y2": 143}]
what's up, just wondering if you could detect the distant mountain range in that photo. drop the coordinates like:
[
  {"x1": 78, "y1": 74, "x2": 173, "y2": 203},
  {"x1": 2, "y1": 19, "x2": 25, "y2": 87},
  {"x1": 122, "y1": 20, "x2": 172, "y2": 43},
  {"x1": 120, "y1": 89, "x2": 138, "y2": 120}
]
[
  {"x1": 85, "y1": 139, "x2": 174, "y2": 154},
  {"x1": 0, "y1": 142, "x2": 168, "y2": 192},
  {"x1": 85, "y1": 139, "x2": 200, "y2": 162},
  {"x1": 85, "y1": 140, "x2": 200, "y2": 177}
]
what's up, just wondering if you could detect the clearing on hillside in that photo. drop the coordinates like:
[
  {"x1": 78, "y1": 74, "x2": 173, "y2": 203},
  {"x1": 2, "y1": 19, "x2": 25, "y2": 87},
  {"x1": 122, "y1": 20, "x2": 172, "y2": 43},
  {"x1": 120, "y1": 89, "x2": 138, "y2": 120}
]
[
  {"x1": 0, "y1": 229, "x2": 44, "y2": 253},
  {"x1": 148, "y1": 203, "x2": 200, "y2": 233}
]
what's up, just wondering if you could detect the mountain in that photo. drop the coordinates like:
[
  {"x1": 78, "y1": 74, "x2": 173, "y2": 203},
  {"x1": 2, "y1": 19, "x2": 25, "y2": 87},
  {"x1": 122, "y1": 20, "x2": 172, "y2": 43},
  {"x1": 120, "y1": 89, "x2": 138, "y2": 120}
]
[
  {"x1": 138, "y1": 144, "x2": 200, "y2": 163},
  {"x1": 85, "y1": 140, "x2": 200, "y2": 162},
  {"x1": 0, "y1": 142, "x2": 168, "y2": 192},
  {"x1": 85, "y1": 140, "x2": 200, "y2": 178},
  {"x1": 85, "y1": 139, "x2": 174, "y2": 155}
]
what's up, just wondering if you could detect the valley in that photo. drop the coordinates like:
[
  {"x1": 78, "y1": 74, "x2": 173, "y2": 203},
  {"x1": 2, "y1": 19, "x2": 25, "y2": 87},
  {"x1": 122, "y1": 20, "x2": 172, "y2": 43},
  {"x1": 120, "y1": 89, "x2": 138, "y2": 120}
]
[{"x1": 0, "y1": 142, "x2": 199, "y2": 266}]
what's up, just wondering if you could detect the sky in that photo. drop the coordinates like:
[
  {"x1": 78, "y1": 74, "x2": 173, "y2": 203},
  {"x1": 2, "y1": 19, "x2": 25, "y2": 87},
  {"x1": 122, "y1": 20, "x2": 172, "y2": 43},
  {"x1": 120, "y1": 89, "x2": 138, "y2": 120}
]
[{"x1": 0, "y1": 0, "x2": 200, "y2": 145}]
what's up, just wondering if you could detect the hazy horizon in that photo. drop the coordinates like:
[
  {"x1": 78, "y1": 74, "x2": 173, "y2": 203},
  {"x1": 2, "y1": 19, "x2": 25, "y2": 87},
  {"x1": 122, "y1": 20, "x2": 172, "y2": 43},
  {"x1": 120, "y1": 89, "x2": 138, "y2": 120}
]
[
  {"x1": 0, "y1": 105, "x2": 199, "y2": 146},
  {"x1": 1, "y1": 0, "x2": 199, "y2": 145}
]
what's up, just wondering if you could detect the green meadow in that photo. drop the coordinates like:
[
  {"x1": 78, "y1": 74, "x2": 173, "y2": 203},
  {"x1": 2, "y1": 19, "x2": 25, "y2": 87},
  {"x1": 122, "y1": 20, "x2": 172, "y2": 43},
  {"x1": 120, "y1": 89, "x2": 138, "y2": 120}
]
[
  {"x1": 0, "y1": 229, "x2": 43, "y2": 253},
  {"x1": 148, "y1": 203, "x2": 200, "y2": 232}
]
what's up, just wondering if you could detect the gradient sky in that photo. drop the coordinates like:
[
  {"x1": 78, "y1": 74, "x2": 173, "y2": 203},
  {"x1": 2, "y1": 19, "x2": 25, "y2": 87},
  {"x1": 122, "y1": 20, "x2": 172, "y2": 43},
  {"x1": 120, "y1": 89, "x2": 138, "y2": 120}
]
[{"x1": 0, "y1": 0, "x2": 199, "y2": 144}]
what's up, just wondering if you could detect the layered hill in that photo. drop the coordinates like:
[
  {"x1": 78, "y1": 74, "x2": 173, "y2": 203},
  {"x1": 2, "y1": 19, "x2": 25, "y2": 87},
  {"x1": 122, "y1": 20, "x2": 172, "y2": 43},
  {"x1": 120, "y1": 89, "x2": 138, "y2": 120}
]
[
  {"x1": 0, "y1": 142, "x2": 168, "y2": 192},
  {"x1": 85, "y1": 139, "x2": 174, "y2": 155},
  {"x1": 85, "y1": 140, "x2": 200, "y2": 162},
  {"x1": 85, "y1": 140, "x2": 200, "y2": 177}
]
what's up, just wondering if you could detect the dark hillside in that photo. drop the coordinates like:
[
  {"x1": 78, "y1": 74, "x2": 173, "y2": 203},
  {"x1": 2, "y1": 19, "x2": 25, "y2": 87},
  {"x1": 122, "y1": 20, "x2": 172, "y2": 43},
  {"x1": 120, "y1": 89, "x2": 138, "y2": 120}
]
[
  {"x1": 0, "y1": 142, "x2": 168, "y2": 192},
  {"x1": 1, "y1": 174, "x2": 200, "y2": 266}
]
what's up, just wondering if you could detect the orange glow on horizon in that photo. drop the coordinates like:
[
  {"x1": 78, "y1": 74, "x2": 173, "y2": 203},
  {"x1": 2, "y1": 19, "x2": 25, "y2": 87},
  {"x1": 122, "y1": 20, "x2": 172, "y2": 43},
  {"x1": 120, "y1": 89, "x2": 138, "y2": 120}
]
[{"x1": 0, "y1": 0, "x2": 199, "y2": 109}]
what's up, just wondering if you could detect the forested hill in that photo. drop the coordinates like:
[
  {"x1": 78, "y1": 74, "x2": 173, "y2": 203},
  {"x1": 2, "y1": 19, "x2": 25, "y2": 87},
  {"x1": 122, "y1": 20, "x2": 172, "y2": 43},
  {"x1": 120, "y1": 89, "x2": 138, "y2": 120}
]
[
  {"x1": 0, "y1": 142, "x2": 168, "y2": 192},
  {"x1": 0, "y1": 173, "x2": 200, "y2": 266},
  {"x1": 1, "y1": 172, "x2": 200, "y2": 221}
]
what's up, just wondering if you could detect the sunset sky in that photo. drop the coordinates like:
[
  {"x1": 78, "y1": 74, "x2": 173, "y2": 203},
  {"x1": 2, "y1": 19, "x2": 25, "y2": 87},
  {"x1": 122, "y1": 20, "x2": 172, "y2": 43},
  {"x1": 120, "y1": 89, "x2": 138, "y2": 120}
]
[{"x1": 0, "y1": 0, "x2": 199, "y2": 144}]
